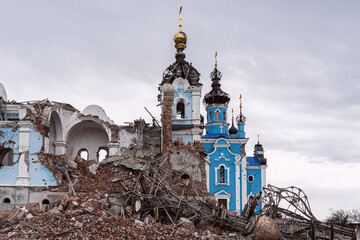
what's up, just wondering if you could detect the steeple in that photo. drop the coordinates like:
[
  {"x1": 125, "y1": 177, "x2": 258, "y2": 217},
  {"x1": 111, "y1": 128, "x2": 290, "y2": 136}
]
[
  {"x1": 236, "y1": 94, "x2": 246, "y2": 124},
  {"x1": 203, "y1": 52, "x2": 230, "y2": 107},
  {"x1": 204, "y1": 52, "x2": 230, "y2": 135},
  {"x1": 236, "y1": 94, "x2": 246, "y2": 138},
  {"x1": 229, "y1": 108, "x2": 238, "y2": 135},
  {"x1": 254, "y1": 134, "x2": 267, "y2": 165},
  {"x1": 173, "y1": 6, "x2": 187, "y2": 51},
  {"x1": 161, "y1": 7, "x2": 201, "y2": 86}
]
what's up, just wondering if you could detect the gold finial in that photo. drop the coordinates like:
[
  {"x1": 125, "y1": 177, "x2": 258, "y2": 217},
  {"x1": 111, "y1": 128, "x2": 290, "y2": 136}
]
[
  {"x1": 258, "y1": 134, "x2": 260, "y2": 144},
  {"x1": 174, "y1": 6, "x2": 187, "y2": 50},
  {"x1": 240, "y1": 94, "x2": 243, "y2": 109},
  {"x1": 179, "y1": 6, "x2": 182, "y2": 31},
  {"x1": 232, "y1": 108, "x2": 234, "y2": 121},
  {"x1": 220, "y1": 125, "x2": 223, "y2": 134},
  {"x1": 215, "y1": 51, "x2": 218, "y2": 67}
]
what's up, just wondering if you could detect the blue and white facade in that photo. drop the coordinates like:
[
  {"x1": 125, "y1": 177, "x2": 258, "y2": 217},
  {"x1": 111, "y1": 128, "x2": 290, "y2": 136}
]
[{"x1": 201, "y1": 66, "x2": 268, "y2": 214}]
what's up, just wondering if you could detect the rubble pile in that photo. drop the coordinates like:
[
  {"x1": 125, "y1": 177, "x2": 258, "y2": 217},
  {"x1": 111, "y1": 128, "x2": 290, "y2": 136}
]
[{"x1": 0, "y1": 143, "x2": 276, "y2": 239}]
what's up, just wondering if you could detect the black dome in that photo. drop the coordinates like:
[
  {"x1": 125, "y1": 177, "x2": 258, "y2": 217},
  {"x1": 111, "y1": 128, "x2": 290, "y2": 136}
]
[
  {"x1": 203, "y1": 67, "x2": 230, "y2": 107},
  {"x1": 229, "y1": 124, "x2": 237, "y2": 135}
]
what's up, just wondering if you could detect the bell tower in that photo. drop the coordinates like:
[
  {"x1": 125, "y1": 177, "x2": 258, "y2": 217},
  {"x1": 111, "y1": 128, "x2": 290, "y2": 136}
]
[{"x1": 159, "y1": 7, "x2": 203, "y2": 144}]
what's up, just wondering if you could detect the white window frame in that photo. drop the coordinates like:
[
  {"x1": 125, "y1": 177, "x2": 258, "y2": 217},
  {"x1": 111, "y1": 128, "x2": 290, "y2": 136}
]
[{"x1": 215, "y1": 164, "x2": 230, "y2": 186}]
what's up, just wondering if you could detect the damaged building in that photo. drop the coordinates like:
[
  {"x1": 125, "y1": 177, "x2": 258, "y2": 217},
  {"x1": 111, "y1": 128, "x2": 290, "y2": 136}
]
[
  {"x1": 0, "y1": 7, "x2": 267, "y2": 217},
  {"x1": 0, "y1": 84, "x2": 161, "y2": 209}
]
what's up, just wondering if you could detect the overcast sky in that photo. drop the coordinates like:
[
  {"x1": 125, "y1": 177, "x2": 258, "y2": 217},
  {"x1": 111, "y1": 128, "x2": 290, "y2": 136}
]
[{"x1": 1, "y1": 1, "x2": 359, "y2": 220}]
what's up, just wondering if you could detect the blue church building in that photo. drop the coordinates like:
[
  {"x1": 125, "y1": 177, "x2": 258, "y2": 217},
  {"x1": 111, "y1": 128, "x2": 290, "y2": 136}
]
[
  {"x1": 160, "y1": 7, "x2": 268, "y2": 214},
  {"x1": 201, "y1": 61, "x2": 267, "y2": 213}
]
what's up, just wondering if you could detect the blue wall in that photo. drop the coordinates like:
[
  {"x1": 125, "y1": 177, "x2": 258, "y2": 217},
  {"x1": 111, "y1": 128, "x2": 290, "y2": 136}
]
[
  {"x1": 0, "y1": 126, "x2": 20, "y2": 185},
  {"x1": 0, "y1": 124, "x2": 57, "y2": 186}
]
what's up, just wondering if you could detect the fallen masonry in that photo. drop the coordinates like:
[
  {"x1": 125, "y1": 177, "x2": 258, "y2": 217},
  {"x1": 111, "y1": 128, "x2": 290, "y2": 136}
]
[{"x1": 0, "y1": 145, "x2": 281, "y2": 240}]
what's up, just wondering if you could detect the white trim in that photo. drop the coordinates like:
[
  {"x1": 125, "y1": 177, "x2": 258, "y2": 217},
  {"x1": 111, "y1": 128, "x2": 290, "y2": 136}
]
[
  {"x1": 201, "y1": 137, "x2": 249, "y2": 145},
  {"x1": 214, "y1": 164, "x2": 230, "y2": 186},
  {"x1": 174, "y1": 96, "x2": 190, "y2": 105},
  {"x1": 214, "y1": 153, "x2": 230, "y2": 161},
  {"x1": 172, "y1": 77, "x2": 190, "y2": 91},
  {"x1": 205, "y1": 156, "x2": 210, "y2": 191},
  {"x1": 247, "y1": 166, "x2": 262, "y2": 169},
  {"x1": 207, "y1": 138, "x2": 243, "y2": 158},
  {"x1": 261, "y1": 165, "x2": 267, "y2": 190},
  {"x1": 214, "y1": 190, "x2": 231, "y2": 210},
  {"x1": 241, "y1": 156, "x2": 247, "y2": 210},
  {"x1": 234, "y1": 160, "x2": 241, "y2": 213}
]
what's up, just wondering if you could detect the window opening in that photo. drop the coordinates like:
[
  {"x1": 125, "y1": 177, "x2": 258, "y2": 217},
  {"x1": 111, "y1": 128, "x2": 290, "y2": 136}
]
[
  {"x1": 209, "y1": 112, "x2": 212, "y2": 122},
  {"x1": 42, "y1": 199, "x2": 50, "y2": 205},
  {"x1": 181, "y1": 174, "x2": 190, "y2": 179},
  {"x1": 248, "y1": 175, "x2": 254, "y2": 183},
  {"x1": 216, "y1": 111, "x2": 220, "y2": 121},
  {"x1": 3, "y1": 198, "x2": 11, "y2": 204},
  {"x1": 176, "y1": 102, "x2": 185, "y2": 119},
  {"x1": 223, "y1": 111, "x2": 226, "y2": 121},
  {"x1": 98, "y1": 148, "x2": 108, "y2": 162},
  {"x1": 78, "y1": 149, "x2": 89, "y2": 160},
  {"x1": 0, "y1": 148, "x2": 13, "y2": 166},
  {"x1": 220, "y1": 166, "x2": 225, "y2": 183}
]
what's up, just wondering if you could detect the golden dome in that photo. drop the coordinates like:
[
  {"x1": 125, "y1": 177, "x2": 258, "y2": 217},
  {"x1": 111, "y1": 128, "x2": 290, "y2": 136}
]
[
  {"x1": 174, "y1": 31, "x2": 187, "y2": 50},
  {"x1": 173, "y1": 6, "x2": 187, "y2": 50}
]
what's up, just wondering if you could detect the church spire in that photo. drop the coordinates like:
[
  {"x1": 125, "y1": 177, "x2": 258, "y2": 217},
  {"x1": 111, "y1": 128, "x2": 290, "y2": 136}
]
[
  {"x1": 203, "y1": 51, "x2": 230, "y2": 107},
  {"x1": 236, "y1": 94, "x2": 246, "y2": 124},
  {"x1": 173, "y1": 6, "x2": 187, "y2": 52},
  {"x1": 229, "y1": 108, "x2": 238, "y2": 135}
]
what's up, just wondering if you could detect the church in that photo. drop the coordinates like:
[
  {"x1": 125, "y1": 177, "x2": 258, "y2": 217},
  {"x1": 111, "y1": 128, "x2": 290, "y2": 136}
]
[
  {"x1": 0, "y1": 7, "x2": 267, "y2": 215},
  {"x1": 159, "y1": 8, "x2": 268, "y2": 213}
]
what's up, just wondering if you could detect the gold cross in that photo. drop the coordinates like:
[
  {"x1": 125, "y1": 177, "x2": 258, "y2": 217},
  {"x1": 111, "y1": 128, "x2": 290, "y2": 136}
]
[
  {"x1": 179, "y1": 6, "x2": 182, "y2": 31},
  {"x1": 220, "y1": 125, "x2": 223, "y2": 134},
  {"x1": 215, "y1": 51, "x2": 218, "y2": 67}
]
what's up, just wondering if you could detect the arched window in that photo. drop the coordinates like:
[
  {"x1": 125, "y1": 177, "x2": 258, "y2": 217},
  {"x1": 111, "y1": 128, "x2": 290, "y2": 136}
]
[
  {"x1": 0, "y1": 148, "x2": 13, "y2": 166},
  {"x1": 216, "y1": 110, "x2": 220, "y2": 121},
  {"x1": 223, "y1": 111, "x2": 226, "y2": 121},
  {"x1": 209, "y1": 112, "x2": 213, "y2": 122},
  {"x1": 97, "y1": 148, "x2": 108, "y2": 163},
  {"x1": 176, "y1": 102, "x2": 185, "y2": 119},
  {"x1": 220, "y1": 166, "x2": 225, "y2": 183},
  {"x1": 42, "y1": 199, "x2": 50, "y2": 205},
  {"x1": 78, "y1": 149, "x2": 89, "y2": 160},
  {"x1": 3, "y1": 198, "x2": 11, "y2": 204}
]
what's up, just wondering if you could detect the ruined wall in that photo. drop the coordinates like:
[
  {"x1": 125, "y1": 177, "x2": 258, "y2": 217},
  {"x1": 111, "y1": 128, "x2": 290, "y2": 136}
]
[{"x1": 161, "y1": 84, "x2": 174, "y2": 152}]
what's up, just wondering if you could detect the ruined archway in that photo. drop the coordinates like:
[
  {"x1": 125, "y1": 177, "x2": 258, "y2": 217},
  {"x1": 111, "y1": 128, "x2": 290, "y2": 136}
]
[
  {"x1": 66, "y1": 121, "x2": 109, "y2": 163},
  {"x1": 48, "y1": 111, "x2": 63, "y2": 154}
]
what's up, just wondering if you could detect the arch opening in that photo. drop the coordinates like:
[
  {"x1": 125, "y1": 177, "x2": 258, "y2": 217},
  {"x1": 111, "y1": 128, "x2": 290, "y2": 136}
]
[
  {"x1": 67, "y1": 121, "x2": 109, "y2": 163},
  {"x1": 176, "y1": 102, "x2": 185, "y2": 119},
  {"x1": 0, "y1": 148, "x2": 13, "y2": 166},
  {"x1": 97, "y1": 148, "x2": 108, "y2": 162},
  {"x1": 49, "y1": 111, "x2": 63, "y2": 154},
  {"x1": 3, "y1": 198, "x2": 11, "y2": 204}
]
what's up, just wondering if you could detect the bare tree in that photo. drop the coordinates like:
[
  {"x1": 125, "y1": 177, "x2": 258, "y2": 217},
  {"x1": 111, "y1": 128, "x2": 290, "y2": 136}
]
[{"x1": 326, "y1": 208, "x2": 360, "y2": 227}]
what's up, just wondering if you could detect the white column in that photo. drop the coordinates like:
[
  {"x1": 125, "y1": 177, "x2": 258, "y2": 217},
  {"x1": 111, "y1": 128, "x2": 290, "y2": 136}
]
[
  {"x1": 241, "y1": 156, "x2": 247, "y2": 210},
  {"x1": 261, "y1": 165, "x2": 267, "y2": 189},
  {"x1": 191, "y1": 90, "x2": 201, "y2": 125},
  {"x1": 16, "y1": 122, "x2": 31, "y2": 186},
  {"x1": 108, "y1": 142, "x2": 120, "y2": 156},
  {"x1": 234, "y1": 160, "x2": 241, "y2": 214},
  {"x1": 54, "y1": 141, "x2": 68, "y2": 155}
]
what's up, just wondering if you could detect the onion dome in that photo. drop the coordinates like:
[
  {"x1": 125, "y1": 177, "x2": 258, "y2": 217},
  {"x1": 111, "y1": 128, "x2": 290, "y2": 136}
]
[
  {"x1": 229, "y1": 109, "x2": 237, "y2": 134},
  {"x1": 173, "y1": 6, "x2": 187, "y2": 51},
  {"x1": 236, "y1": 94, "x2": 246, "y2": 124},
  {"x1": 203, "y1": 52, "x2": 230, "y2": 107},
  {"x1": 161, "y1": 7, "x2": 201, "y2": 86}
]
